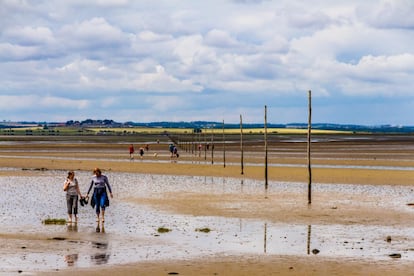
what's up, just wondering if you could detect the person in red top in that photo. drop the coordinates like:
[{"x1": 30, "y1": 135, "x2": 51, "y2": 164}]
[{"x1": 129, "y1": 144, "x2": 134, "y2": 160}]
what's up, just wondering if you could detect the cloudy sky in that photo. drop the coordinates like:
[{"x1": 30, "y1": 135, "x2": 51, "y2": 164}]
[{"x1": 1, "y1": 0, "x2": 414, "y2": 125}]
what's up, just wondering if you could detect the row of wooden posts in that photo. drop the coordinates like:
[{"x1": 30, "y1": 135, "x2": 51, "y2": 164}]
[{"x1": 172, "y1": 90, "x2": 313, "y2": 204}]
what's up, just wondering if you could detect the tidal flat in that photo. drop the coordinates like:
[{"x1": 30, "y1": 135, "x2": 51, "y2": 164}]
[{"x1": 1, "y1": 134, "x2": 414, "y2": 275}]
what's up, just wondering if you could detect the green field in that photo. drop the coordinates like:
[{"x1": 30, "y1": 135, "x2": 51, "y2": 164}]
[{"x1": 0, "y1": 126, "x2": 351, "y2": 136}]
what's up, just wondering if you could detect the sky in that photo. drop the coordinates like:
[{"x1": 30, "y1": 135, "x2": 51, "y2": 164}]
[{"x1": 1, "y1": 0, "x2": 414, "y2": 125}]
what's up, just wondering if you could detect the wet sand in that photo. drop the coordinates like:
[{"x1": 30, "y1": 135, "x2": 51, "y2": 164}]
[{"x1": 1, "y1": 134, "x2": 414, "y2": 275}]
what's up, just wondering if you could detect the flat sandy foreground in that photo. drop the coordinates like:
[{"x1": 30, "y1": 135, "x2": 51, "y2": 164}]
[{"x1": 1, "y1": 135, "x2": 414, "y2": 275}]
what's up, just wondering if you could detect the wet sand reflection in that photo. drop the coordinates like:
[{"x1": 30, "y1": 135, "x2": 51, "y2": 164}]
[{"x1": 1, "y1": 172, "x2": 414, "y2": 273}]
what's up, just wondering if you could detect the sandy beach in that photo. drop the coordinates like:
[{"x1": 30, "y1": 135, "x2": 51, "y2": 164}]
[{"x1": 1, "y1": 134, "x2": 414, "y2": 275}]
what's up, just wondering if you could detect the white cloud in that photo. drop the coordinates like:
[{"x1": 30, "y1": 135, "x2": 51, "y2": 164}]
[
  {"x1": 137, "y1": 31, "x2": 172, "y2": 42},
  {"x1": 0, "y1": 43, "x2": 39, "y2": 61},
  {"x1": 144, "y1": 95, "x2": 190, "y2": 113},
  {"x1": 0, "y1": 0, "x2": 413, "y2": 124},
  {"x1": 0, "y1": 95, "x2": 89, "y2": 111},
  {"x1": 204, "y1": 29, "x2": 239, "y2": 48},
  {"x1": 360, "y1": 0, "x2": 414, "y2": 29},
  {"x1": 3, "y1": 26, "x2": 54, "y2": 46},
  {"x1": 58, "y1": 17, "x2": 127, "y2": 51}
]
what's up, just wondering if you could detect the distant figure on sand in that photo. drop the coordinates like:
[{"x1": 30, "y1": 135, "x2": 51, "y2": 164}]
[
  {"x1": 129, "y1": 144, "x2": 135, "y2": 160},
  {"x1": 173, "y1": 146, "x2": 179, "y2": 158},
  {"x1": 63, "y1": 171, "x2": 83, "y2": 223},
  {"x1": 169, "y1": 143, "x2": 174, "y2": 157},
  {"x1": 139, "y1": 147, "x2": 144, "y2": 158},
  {"x1": 86, "y1": 168, "x2": 113, "y2": 224}
]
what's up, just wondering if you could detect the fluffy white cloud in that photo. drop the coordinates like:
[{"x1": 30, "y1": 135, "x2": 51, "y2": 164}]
[
  {"x1": 360, "y1": 0, "x2": 414, "y2": 29},
  {"x1": 0, "y1": 0, "x2": 413, "y2": 124},
  {"x1": 0, "y1": 95, "x2": 89, "y2": 111}
]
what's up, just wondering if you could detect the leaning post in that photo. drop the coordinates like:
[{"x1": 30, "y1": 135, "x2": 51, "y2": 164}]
[
  {"x1": 223, "y1": 119, "x2": 226, "y2": 168},
  {"x1": 211, "y1": 125, "x2": 214, "y2": 164},
  {"x1": 264, "y1": 105, "x2": 268, "y2": 190},
  {"x1": 307, "y1": 90, "x2": 312, "y2": 204},
  {"x1": 240, "y1": 114, "x2": 244, "y2": 175}
]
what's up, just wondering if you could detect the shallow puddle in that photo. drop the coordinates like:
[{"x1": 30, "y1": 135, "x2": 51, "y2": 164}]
[{"x1": 1, "y1": 171, "x2": 414, "y2": 273}]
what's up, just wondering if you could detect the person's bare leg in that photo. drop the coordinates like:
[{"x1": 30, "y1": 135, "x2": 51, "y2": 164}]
[
  {"x1": 68, "y1": 214, "x2": 72, "y2": 223},
  {"x1": 101, "y1": 210, "x2": 105, "y2": 223}
]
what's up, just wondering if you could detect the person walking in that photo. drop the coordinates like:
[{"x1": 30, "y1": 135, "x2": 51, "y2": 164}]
[
  {"x1": 169, "y1": 143, "x2": 174, "y2": 157},
  {"x1": 86, "y1": 168, "x2": 113, "y2": 224},
  {"x1": 139, "y1": 147, "x2": 144, "y2": 159},
  {"x1": 129, "y1": 144, "x2": 135, "y2": 160},
  {"x1": 63, "y1": 171, "x2": 83, "y2": 223}
]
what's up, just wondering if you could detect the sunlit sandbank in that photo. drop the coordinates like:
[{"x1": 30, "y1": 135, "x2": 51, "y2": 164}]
[{"x1": 1, "y1": 134, "x2": 414, "y2": 275}]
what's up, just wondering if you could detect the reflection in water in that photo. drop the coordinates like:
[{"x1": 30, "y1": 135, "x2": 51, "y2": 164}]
[
  {"x1": 91, "y1": 241, "x2": 110, "y2": 265},
  {"x1": 307, "y1": 225, "x2": 311, "y2": 255},
  {"x1": 67, "y1": 224, "x2": 78, "y2": 232},
  {"x1": 92, "y1": 241, "x2": 108, "y2": 250},
  {"x1": 91, "y1": 224, "x2": 110, "y2": 265},
  {"x1": 240, "y1": 179, "x2": 244, "y2": 193},
  {"x1": 264, "y1": 222, "x2": 267, "y2": 254},
  {"x1": 95, "y1": 222, "x2": 105, "y2": 233},
  {"x1": 91, "y1": 253, "x2": 110, "y2": 265},
  {"x1": 64, "y1": 223, "x2": 79, "y2": 267},
  {"x1": 2, "y1": 172, "x2": 414, "y2": 273},
  {"x1": 262, "y1": 222, "x2": 312, "y2": 255},
  {"x1": 64, "y1": 254, "x2": 78, "y2": 266}
]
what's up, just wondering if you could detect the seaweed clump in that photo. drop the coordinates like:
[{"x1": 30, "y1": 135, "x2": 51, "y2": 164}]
[
  {"x1": 157, "y1": 227, "x2": 171, "y2": 233},
  {"x1": 43, "y1": 218, "x2": 67, "y2": 225}
]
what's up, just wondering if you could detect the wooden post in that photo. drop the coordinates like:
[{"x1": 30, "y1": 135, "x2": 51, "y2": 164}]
[
  {"x1": 307, "y1": 90, "x2": 312, "y2": 204},
  {"x1": 204, "y1": 128, "x2": 207, "y2": 161},
  {"x1": 198, "y1": 130, "x2": 201, "y2": 157},
  {"x1": 211, "y1": 126, "x2": 214, "y2": 164},
  {"x1": 264, "y1": 105, "x2": 268, "y2": 190},
  {"x1": 223, "y1": 119, "x2": 226, "y2": 168},
  {"x1": 240, "y1": 114, "x2": 244, "y2": 175},
  {"x1": 191, "y1": 130, "x2": 194, "y2": 155}
]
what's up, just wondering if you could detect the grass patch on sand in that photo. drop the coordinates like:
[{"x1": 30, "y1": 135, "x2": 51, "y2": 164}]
[
  {"x1": 42, "y1": 218, "x2": 67, "y2": 225},
  {"x1": 157, "y1": 227, "x2": 171, "y2": 233},
  {"x1": 195, "y1": 227, "x2": 211, "y2": 233}
]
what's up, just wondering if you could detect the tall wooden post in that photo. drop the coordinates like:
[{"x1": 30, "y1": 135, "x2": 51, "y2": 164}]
[
  {"x1": 223, "y1": 120, "x2": 226, "y2": 168},
  {"x1": 204, "y1": 128, "x2": 207, "y2": 161},
  {"x1": 198, "y1": 130, "x2": 201, "y2": 157},
  {"x1": 307, "y1": 90, "x2": 312, "y2": 204},
  {"x1": 240, "y1": 114, "x2": 244, "y2": 175},
  {"x1": 211, "y1": 126, "x2": 214, "y2": 164},
  {"x1": 191, "y1": 130, "x2": 194, "y2": 155},
  {"x1": 264, "y1": 105, "x2": 268, "y2": 190}
]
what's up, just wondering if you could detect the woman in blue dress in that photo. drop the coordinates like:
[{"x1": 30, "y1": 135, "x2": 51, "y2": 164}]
[{"x1": 86, "y1": 168, "x2": 113, "y2": 223}]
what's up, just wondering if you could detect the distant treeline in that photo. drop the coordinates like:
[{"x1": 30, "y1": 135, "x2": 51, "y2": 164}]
[
  {"x1": 126, "y1": 121, "x2": 414, "y2": 133},
  {"x1": 1, "y1": 120, "x2": 414, "y2": 133}
]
